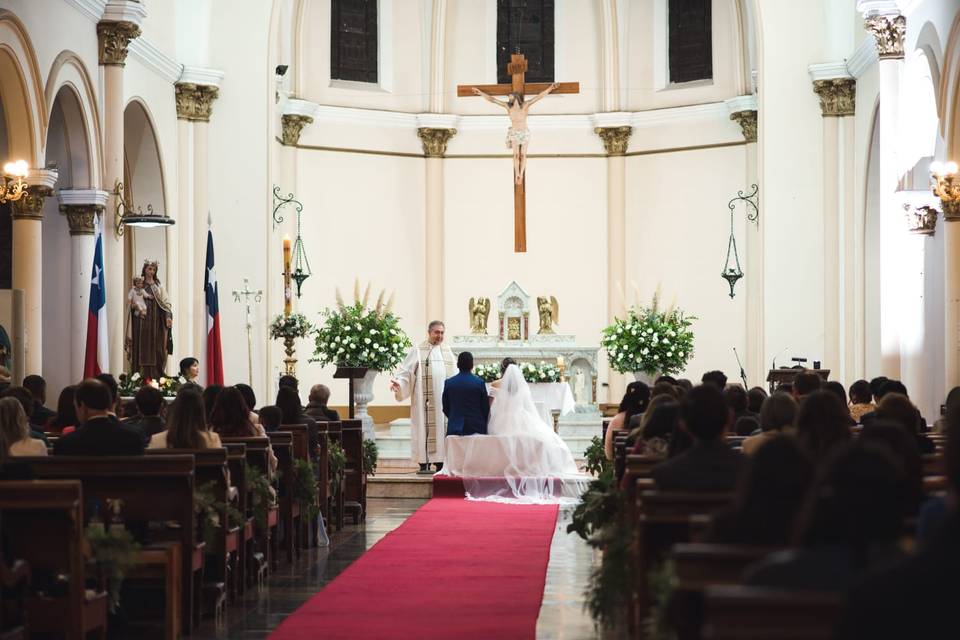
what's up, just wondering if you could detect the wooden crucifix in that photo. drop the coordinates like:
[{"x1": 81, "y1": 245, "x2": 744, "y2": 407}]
[{"x1": 457, "y1": 53, "x2": 579, "y2": 252}]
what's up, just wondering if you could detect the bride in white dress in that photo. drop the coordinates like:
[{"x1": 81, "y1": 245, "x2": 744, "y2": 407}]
[{"x1": 442, "y1": 363, "x2": 585, "y2": 503}]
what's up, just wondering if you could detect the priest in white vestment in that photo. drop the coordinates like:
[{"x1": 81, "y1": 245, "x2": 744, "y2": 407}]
[{"x1": 390, "y1": 321, "x2": 457, "y2": 473}]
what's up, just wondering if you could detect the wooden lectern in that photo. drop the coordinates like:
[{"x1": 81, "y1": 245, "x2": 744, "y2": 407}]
[
  {"x1": 766, "y1": 368, "x2": 831, "y2": 394},
  {"x1": 333, "y1": 366, "x2": 368, "y2": 419}
]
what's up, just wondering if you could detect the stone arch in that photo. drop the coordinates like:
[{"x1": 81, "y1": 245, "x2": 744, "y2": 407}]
[
  {"x1": 939, "y1": 11, "x2": 960, "y2": 156},
  {"x1": 0, "y1": 9, "x2": 47, "y2": 167},
  {"x1": 44, "y1": 50, "x2": 103, "y2": 188},
  {"x1": 863, "y1": 100, "x2": 881, "y2": 376}
]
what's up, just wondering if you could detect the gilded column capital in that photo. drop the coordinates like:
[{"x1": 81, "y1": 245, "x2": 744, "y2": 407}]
[
  {"x1": 59, "y1": 204, "x2": 102, "y2": 236},
  {"x1": 10, "y1": 186, "x2": 52, "y2": 221},
  {"x1": 730, "y1": 110, "x2": 757, "y2": 143},
  {"x1": 594, "y1": 126, "x2": 633, "y2": 156},
  {"x1": 812, "y1": 78, "x2": 856, "y2": 117},
  {"x1": 865, "y1": 14, "x2": 906, "y2": 60},
  {"x1": 174, "y1": 83, "x2": 219, "y2": 122},
  {"x1": 96, "y1": 21, "x2": 141, "y2": 66},
  {"x1": 417, "y1": 127, "x2": 457, "y2": 157},
  {"x1": 281, "y1": 114, "x2": 314, "y2": 146}
]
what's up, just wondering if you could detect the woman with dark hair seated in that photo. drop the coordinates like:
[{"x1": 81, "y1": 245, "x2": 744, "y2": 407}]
[
  {"x1": 742, "y1": 393, "x2": 797, "y2": 455},
  {"x1": 630, "y1": 401, "x2": 680, "y2": 458},
  {"x1": 46, "y1": 385, "x2": 79, "y2": 434},
  {"x1": 745, "y1": 442, "x2": 907, "y2": 590},
  {"x1": 210, "y1": 386, "x2": 277, "y2": 474},
  {"x1": 860, "y1": 420, "x2": 924, "y2": 518},
  {"x1": 275, "y1": 386, "x2": 317, "y2": 430},
  {"x1": 874, "y1": 393, "x2": 935, "y2": 454},
  {"x1": 795, "y1": 389, "x2": 852, "y2": 462},
  {"x1": 235, "y1": 383, "x2": 260, "y2": 424},
  {"x1": 179, "y1": 357, "x2": 200, "y2": 383},
  {"x1": 258, "y1": 405, "x2": 282, "y2": 433},
  {"x1": 202, "y1": 385, "x2": 224, "y2": 426},
  {"x1": 848, "y1": 379, "x2": 875, "y2": 424},
  {"x1": 603, "y1": 381, "x2": 651, "y2": 460},
  {"x1": 708, "y1": 435, "x2": 813, "y2": 545},
  {"x1": 148, "y1": 387, "x2": 221, "y2": 449}
]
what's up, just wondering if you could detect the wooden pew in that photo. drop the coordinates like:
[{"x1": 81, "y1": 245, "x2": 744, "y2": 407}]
[
  {"x1": 223, "y1": 443, "x2": 264, "y2": 579},
  {"x1": 220, "y1": 438, "x2": 280, "y2": 568},
  {"x1": 922, "y1": 453, "x2": 944, "y2": 476},
  {"x1": 0, "y1": 479, "x2": 108, "y2": 640},
  {"x1": 322, "y1": 421, "x2": 346, "y2": 530},
  {"x1": 613, "y1": 431, "x2": 630, "y2": 482},
  {"x1": 702, "y1": 585, "x2": 842, "y2": 640},
  {"x1": 146, "y1": 447, "x2": 241, "y2": 606},
  {"x1": 313, "y1": 421, "x2": 332, "y2": 529},
  {"x1": 276, "y1": 425, "x2": 312, "y2": 548},
  {"x1": 19, "y1": 456, "x2": 200, "y2": 635},
  {"x1": 268, "y1": 431, "x2": 301, "y2": 562},
  {"x1": 0, "y1": 543, "x2": 30, "y2": 639},
  {"x1": 341, "y1": 419, "x2": 366, "y2": 523}
]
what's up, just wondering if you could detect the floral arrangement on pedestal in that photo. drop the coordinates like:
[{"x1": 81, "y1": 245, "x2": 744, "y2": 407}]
[
  {"x1": 310, "y1": 285, "x2": 411, "y2": 371},
  {"x1": 474, "y1": 363, "x2": 502, "y2": 382},
  {"x1": 118, "y1": 372, "x2": 185, "y2": 398},
  {"x1": 269, "y1": 313, "x2": 314, "y2": 340},
  {"x1": 602, "y1": 290, "x2": 696, "y2": 376}
]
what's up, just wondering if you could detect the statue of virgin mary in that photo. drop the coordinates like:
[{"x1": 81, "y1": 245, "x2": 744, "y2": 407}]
[{"x1": 125, "y1": 259, "x2": 173, "y2": 379}]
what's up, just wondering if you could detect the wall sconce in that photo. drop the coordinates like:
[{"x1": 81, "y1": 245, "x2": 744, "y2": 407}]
[
  {"x1": 904, "y1": 203, "x2": 938, "y2": 235},
  {"x1": 722, "y1": 184, "x2": 759, "y2": 299},
  {"x1": 931, "y1": 161, "x2": 959, "y2": 221},
  {"x1": 0, "y1": 160, "x2": 29, "y2": 204},
  {"x1": 113, "y1": 179, "x2": 174, "y2": 236}
]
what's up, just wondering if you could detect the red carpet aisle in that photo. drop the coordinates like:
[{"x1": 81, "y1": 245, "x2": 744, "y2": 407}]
[{"x1": 269, "y1": 497, "x2": 560, "y2": 640}]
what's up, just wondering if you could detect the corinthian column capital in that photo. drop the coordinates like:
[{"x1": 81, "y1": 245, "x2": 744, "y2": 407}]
[
  {"x1": 59, "y1": 204, "x2": 102, "y2": 235},
  {"x1": 730, "y1": 111, "x2": 758, "y2": 143},
  {"x1": 417, "y1": 128, "x2": 457, "y2": 157},
  {"x1": 864, "y1": 14, "x2": 906, "y2": 60},
  {"x1": 174, "y1": 83, "x2": 220, "y2": 122},
  {"x1": 594, "y1": 126, "x2": 633, "y2": 156},
  {"x1": 10, "y1": 186, "x2": 52, "y2": 220},
  {"x1": 281, "y1": 114, "x2": 314, "y2": 146},
  {"x1": 813, "y1": 78, "x2": 857, "y2": 117},
  {"x1": 97, "y1": 21, "x2": 141, "y2": 66}
]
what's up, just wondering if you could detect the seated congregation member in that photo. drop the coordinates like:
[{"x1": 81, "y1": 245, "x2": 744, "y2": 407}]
[
  {"x1": 257, "y1": 405, "x2": 282, "y2": 433},
  {"x1": 825, "y1": 381, "x2": 856, "y2": 426},
  {"x1": 859, "y1": 421, "x2": 924, "y2": 518},
  {"x1": 0, "y1": 397, "x2": 47, "y2": 458},
  {"x1": 742, "y1": 392, "x2": 797, "y2": 455},
  {"x1": 932, "y1": 386, "x2": 960, "y2": 435},
  {"x1": 652, "y1": 384, "x2": 746, "y2": 492},
  {"x1": 860, "y1": 379, "x2": 908, "y2": 427},
  {"x1": 848, "y1": 379, "x2": 875, "y2": 424},
  {"x1": 725, "y1": 385, "x2": 760, "y2": 436},
  {"x1": 123, "y1": 384, "x2": 167, "y2": 442},
  {"x1": 442, "y1": 352, "x2": 489, "y2": 436},
  {"x1": 744, "y1": 442, "x2": 906, "y2": 591},
  {"x1": 179, "y1": 357, "x2": 200, "y2": 384},
  {"x1": 707, "y1": 435, "x2": 813, "y2": 546},
  {"x1": 202, "y1": 384, "x2": 224, "y2": 425},
  {"x1": 837, "y1": 419, "x2": 960, "y2": 640},
  {"x1": 54, "y1": 380, "x2": 145, "y2": 456},
  {"x1": 211, "y1": 386, "x2": 277, "y2": 474},
  {"x1": 0, "y1": 387, "x2": 48, "y2": 444},
  {"x1": 627, "y1": 395, "x2": 674, "y2": 447},
  {"x1": 632, "y1": 401, "x2": 680, "y2": 457},
  {"x1": 148, "y1": 387, "x2": 221, "y2": 449},
  {"x1": 305, "y1": 384, "x2": 340, "y2": 421},
  {"x1": 235, "y1": 383, "x2": 260, "y2": 424},
  {"x1": 701, "y1": 370, "x2": 728, "y2": 390},
  {"x1": 278, "y1": 374, "x2": 299, "y2": 391},
  {"x1": 747, "y1": 386, "x2": 767, "y2": 414},
  {"x1": 792, "y1": 369, "x2": 823, "y2": 402},
  {"x1": 874, "y1": 393, "x2": 935, "y2": 454},
  {"x1": 46, "y1": 385, "x2": 78, "y2": 434},
  {"x1": 22, "y1": 375, "x2": 55, "y2": 427},
  {"x1": 276, "y1": 385, "x2": 316, "y2": 430},
  {"x1": 94, "y1": 372, "x2": 121, "y2": 416},
  {"x1": 603, "y1": 381, "x2": 650, "y2": 460},
  {"x1": 795, "y1": 389, "x2": 852, "y2": 462}
]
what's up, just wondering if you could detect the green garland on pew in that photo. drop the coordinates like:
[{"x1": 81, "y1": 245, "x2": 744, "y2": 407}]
[
  {"x1": 85, "y1": 525, "x2": 141, "y2": 613},
  {"x1": 245, "y1": 466, "x2": 274, "y2": 533},
  {"x1": 567, "y1": 466, "x2": 619, "y2": 541},
  {"x1": 363, "y1": 439, "x2": 379, "y2": 476},
  {"x1": 329, "y1": 440, "x2": 347, "y2": 496},
  {"x1": 293, "y1": 458, "x2": 320, "y2": 520},
  {"x1": 643, "y1": 558, "x2": 678, "y2": 640},
  {"x1": 194, "y1": 481, "x2": 244, "y2": 549},
  {"x1": 583, "y1": 435, "x2": 610, "y2": 477}
]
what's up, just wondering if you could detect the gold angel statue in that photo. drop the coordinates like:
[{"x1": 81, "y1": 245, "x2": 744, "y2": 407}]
[
  {"x1": 537, "y1": 296, "x2": 559, "y2": 334},
  {"x1": 468, "y1": 297, "x2": 491, "y2": 335}
]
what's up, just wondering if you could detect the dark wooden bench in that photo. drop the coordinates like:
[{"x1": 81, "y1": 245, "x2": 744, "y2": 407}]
[
  {"x1": 313, "y1": 421, "x2": 332, "y2": 530},
  {"x1": 320, "y1": 421, "x2": 346, "y2": 530},
  {"x1": 221, "y1": 438, "x2": 280, "y2": 569},
  {"x1": 341, "y1": 419, "x2": 366, "y2": 523},
  {"x1": 18, "y1": 456, "x2": 201, "y2": 635},
  {"x1": 702, "y1": 585, "x2": 842, "y2": 639},
  {"x1": 268, "y1": 431, "x2": 302, "y2": 562},
  {"x1": 0, "y1": 479, "x2": 108, "y2": 640}
]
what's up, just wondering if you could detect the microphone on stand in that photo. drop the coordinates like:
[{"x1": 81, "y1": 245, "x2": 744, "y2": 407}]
[
  {"x1": 772, "y1": 346, "x2": 789, "y2": 370},
  {"x1": 733, "y1": 347, "x2": 747, "y2": 389}
]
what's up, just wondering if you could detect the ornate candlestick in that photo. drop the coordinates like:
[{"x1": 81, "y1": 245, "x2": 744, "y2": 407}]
[
  {"x1": 282, "y1": 235, "x2": 296, "y2": 376},
  {"x1": 283, "y1": 335, "x2": 297, "y2": 376}
]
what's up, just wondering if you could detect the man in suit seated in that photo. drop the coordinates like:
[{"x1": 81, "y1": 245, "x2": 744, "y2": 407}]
[
  {"x1": 54, "y1": 379, "x2": 145, "y2": 456},
  {"x1": 442, "y1": 352, "x2": 489, "y2": 437},
  {"x1": 22, "y1": 374, "x2": 55, "y2": 428},
  {"x1": 652, "y1": 383, "x2": 745, "y2": 491},
  {"x1": 123, "y1": 384, "x2": 167, "y2": 443}
]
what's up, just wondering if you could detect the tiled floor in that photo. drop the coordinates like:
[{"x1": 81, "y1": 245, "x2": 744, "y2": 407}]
[{"x1": 191, "y1": 498, "x2": 599, "y2": 639}]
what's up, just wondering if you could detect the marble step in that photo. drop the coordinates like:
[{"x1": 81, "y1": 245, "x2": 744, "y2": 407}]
[{"x1": 367, "y1": 473, "x2": 434, "y2": 499}]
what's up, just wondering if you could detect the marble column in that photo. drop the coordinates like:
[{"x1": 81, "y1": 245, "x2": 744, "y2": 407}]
[
  {"x1": 941, "y1": 175, "x2": 960, "y2": 388},
  {"x1": 595, "y1": 126, "x2": 632, "y2": 401},
  {"x1": 59, "y1": 191, "x2": 107, "y2": 379},
  {"x1": 728, "y1": 97, "x2": 761, "y2": 386},
  {"x1": 11, "y1": 177, "x2": 55, "y2": 375},
  {"x1": 811, "y1": 74, "x2": 856, "y2": 382},
  {"x1": 98, "y1": 15, "x2": 142, "y2": 374},
  {"x1": 417, "y1": 127, "x2": 456, "y2": 324},
  {"x1": 174, "y1": 79, "x2": 219, "y2": 365},
  {"x1": 862, "y1": 6, "x2": 906, "y2": 378}
]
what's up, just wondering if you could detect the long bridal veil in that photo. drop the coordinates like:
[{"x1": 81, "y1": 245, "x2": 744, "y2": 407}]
[{"x1": 449, "y1": 364, "x2": 587, "y2": 504}]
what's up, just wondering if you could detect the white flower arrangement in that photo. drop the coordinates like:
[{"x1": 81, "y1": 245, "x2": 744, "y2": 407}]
[
  {"x1": 269, "y1": 313, "x2": 314, "y2": 340},
  {"x1": 601, "y1": 290, "x2": 696, "y2": 375}
]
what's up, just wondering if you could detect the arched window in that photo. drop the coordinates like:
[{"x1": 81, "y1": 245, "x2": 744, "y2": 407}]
[
  {"x1": 497, "y1": 0, "x2": 554, "y2": 84},
  {"x1": 330, "y1": 0, "x2": 378, "y2": 83},
  {"x1": 669, "y1": 0, "x2": 712, "y2": 83}
]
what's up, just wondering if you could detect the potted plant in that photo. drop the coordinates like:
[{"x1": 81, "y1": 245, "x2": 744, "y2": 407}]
[{"x1": 601, "y1": 291, "x2": 695, "y2": 384}]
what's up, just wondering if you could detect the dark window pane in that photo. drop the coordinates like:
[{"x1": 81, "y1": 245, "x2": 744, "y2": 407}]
[
  {"x1": 669, "y1": 0, "x2": 713, "y2": 83},
  {"x1": 497, "y1": 0, "x2": 554, "y2": 84},
  {"x1": 331, "y1": 0, "x2": 378, "y2": 83},
  {"x1": 0, "y1": 202, "x2": 10, "y2": 289}
]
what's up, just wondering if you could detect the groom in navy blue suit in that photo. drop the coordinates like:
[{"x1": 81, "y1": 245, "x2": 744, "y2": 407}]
[{"x1": 442, "y1": 351, "x2": 489, "y2": 436}]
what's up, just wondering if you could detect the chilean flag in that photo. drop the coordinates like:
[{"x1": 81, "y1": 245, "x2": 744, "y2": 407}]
[
  {"x1": 204, "y1": 222, "x2": 224, "y2": 385},
  {"x1": 83, "y1": 219, "x2": 109, "y2": 377}
]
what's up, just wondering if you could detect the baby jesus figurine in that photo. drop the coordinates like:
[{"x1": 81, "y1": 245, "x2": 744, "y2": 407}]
[{"x1": 128, "y1": 276, "x2": 153, "y2": 318}]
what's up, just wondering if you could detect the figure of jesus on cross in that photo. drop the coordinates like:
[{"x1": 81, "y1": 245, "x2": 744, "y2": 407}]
[{"x1": 458, "y1": 52, "x2": 579, "y2": 252}]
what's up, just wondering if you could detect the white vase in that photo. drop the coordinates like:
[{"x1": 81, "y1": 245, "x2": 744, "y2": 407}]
[
  {"x1": 353, "y1": 369, "x2": 379, "y2": 440},
  {"x1": 631, "y1": 371, "x2": 660, "y2": 386}
]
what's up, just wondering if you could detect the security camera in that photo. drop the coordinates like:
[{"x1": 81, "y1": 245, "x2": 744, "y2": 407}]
[{"x1": 276, "y1": 65, "x2": 289, "y2": 77}]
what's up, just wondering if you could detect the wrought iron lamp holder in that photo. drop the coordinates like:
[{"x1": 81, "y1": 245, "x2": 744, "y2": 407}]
[
  {"x1": 721, "y1": 184, "x2": 759, "y2": 299},
  {"x1": 273, "y1": 185, "x2": 312, "y2": 297},
  {"x1": 113, "y1": 179, "x2": 174, "y2": 236}
]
